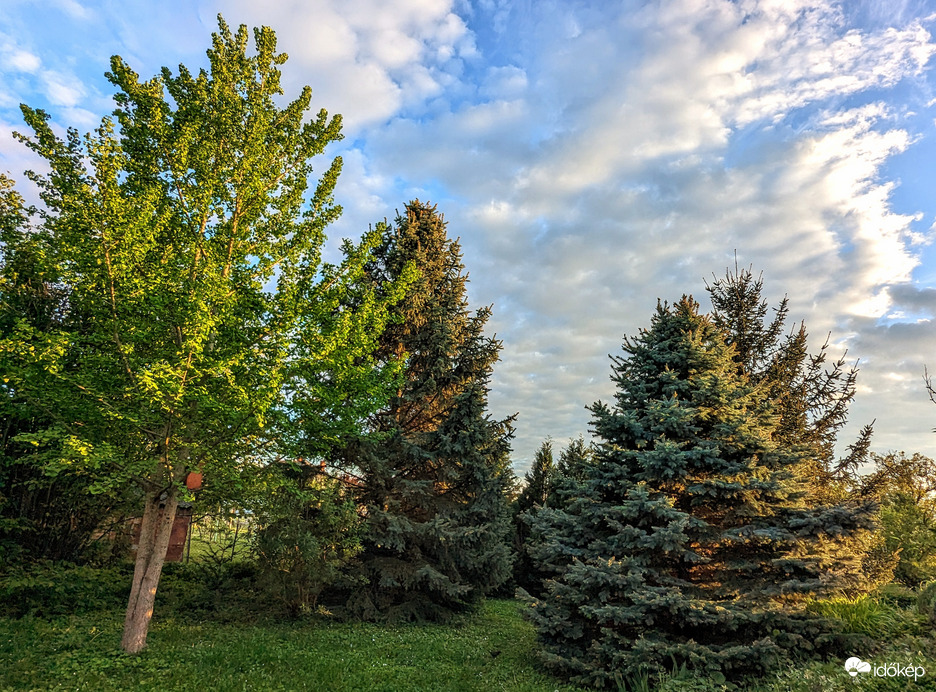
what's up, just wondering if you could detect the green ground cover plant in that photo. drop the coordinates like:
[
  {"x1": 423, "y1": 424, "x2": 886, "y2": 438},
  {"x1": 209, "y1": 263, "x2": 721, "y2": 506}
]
[
  {"x1": 0, "y1": 598, "x2": 587, "y2": 692},
  {"x1": 3, "y1": 558, "x2": 936, "y2": 692}
]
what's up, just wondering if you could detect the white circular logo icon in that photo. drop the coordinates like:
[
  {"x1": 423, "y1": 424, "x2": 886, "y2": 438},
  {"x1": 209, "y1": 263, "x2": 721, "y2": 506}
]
[{"x1": 845, "y1": 657, "x2": 871, "y2": 677}]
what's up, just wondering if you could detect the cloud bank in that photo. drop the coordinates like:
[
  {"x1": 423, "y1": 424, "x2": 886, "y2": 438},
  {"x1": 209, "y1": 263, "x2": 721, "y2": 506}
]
[{"x1": 2, "y1": 0, "x2": 936, "y2": 471}]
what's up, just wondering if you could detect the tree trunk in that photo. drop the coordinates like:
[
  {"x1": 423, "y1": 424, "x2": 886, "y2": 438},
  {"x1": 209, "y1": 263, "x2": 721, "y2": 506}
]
[{"x1": 121, "y1": 487, "x2": 178, "y2": 653}]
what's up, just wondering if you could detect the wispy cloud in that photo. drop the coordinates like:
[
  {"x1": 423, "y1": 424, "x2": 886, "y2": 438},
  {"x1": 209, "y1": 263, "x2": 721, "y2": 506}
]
[
  {"x1": 2, "y1": 47, "x2": 41, "y2": 74},
  {"x1": 40, "y1": 71, "x2": 86, "y2": 108},
  {"x1": 365, "y1": 0, "x2": 936, "y2": 466}
]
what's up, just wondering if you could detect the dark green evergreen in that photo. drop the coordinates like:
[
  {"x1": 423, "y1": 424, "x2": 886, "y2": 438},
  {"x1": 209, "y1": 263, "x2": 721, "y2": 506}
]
[
  {"x1": 343, "y1": 201, "x2": 514, "y2": 621},
  {"x1": 706, "y1": 265, "x2": 882, "y2": 585},
  {"x1": 547, "y1": 436, "x2": 595, "y2": 508},
  {"x1": 516, "y1": 439, "x2": 554, "y2": 514},
  {"x1": 706, "y1": 264, "x2": 873, "y2": 489},
  {"x1": 524, "y1": 297, "x2": 872, "y2": 687},
  {"x1": 512, "y1": 439, "x2": 555, "y2": 591}
]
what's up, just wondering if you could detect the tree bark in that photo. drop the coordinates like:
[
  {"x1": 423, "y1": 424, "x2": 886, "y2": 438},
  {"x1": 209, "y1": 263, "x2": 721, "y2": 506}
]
[{"x1": 121, "y1": 487, "x2": 178, "y2": 653}]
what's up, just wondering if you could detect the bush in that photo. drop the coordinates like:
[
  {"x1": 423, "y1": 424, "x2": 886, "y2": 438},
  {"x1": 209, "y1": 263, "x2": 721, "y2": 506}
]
[
  {"x1": 0, "y1": 561, "x2": 131, "y2": 617},
  {"x1": 253, "y1": 478, "x2": 362, "y2": 616},
  {"x1": 154, "y1": 560, "x2": 264, "y2": 621},
  {"x1": 880, "y1": 494, "x2": 936, "y2": 585},
  {"x1": 916, "y1": 581, "x2": 936, "y2": 627},
  {"x1": 874, "y1": 582, "x2": 918, "y2": 608}
]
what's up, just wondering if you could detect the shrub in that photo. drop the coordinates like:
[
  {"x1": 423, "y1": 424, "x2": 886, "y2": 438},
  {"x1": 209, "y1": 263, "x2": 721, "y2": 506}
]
[
  {"x1": 916, "y1": 580, "x2": 936, "y2": 626},
  {"x1": 153, "y1": 560, "x2": 264, "y2": 621},
  {"x1": 880, "y1": 493, "x2": 936, "y2": 585},
  {"x1": 0, "y1": 561, "x2": 131, "y2": 617},
  {"x1": 253, "y1": 479, "x2": 362, "y2": 616},
  {"x1": 874, "y1": 582, "x2": 917, "y2": 608}
]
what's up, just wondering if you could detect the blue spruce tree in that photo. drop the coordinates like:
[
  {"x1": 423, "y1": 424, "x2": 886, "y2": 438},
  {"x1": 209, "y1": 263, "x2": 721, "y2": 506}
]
[{"x1": 524, "y1": 296, "x2": 872, "y2": 687}]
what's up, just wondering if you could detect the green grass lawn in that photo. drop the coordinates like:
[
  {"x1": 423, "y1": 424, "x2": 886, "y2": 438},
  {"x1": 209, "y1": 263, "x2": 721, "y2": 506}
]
[
  {"x1": 0, "y1": 598, "x2": 588, "y2": 692},
  {"x1": 5, "y1": 562, "x2": 936, "y2": 692}
]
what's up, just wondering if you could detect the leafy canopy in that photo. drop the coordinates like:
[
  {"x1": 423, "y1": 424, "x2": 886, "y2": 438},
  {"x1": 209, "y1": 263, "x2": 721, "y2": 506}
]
[{"x1": 1, "y1": 17, "x2": 408, "y2": 500}]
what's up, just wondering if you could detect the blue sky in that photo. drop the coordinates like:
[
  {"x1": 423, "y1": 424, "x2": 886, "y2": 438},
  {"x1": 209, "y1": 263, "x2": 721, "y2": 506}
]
[{"x1": 3, "y1": 0, "x2": 936, "y2": 473}]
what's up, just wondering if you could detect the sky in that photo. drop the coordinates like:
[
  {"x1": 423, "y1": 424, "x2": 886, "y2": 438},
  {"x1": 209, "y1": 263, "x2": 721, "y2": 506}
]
[{"x1": 2, "y1": 0, "x2": 936, "y2": 474}]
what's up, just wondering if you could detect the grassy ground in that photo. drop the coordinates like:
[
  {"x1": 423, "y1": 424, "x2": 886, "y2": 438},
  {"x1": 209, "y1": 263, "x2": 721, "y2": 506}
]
[
  {"x1": 4, "y1": 562, "x2": 936, "y2": 691},
  {"x1": 0, "y1": 598, "x2": 588, "y2": 692}
]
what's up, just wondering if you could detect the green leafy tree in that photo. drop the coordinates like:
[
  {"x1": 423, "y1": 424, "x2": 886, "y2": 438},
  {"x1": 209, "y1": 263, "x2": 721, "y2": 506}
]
[
  {"x1": 0, "y1": 174, "x2": 139, "y2": 564},
  {"x1": 863, "y1": 451, "x2": 936, "y2": 585},
  {"x1": 524, "y1": 297, "x2": 873, "y2": 687},
  {"x1": 1, "y1": 18, "x2": 406, "y2": 652},
  {"x1": 343, "y1": 201, "x2": 515, "y2": 621}
]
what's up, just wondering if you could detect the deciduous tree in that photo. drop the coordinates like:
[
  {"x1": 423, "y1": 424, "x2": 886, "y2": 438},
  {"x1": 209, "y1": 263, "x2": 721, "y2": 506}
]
[{"x1": 1, "y1": 18, "x2": 405, "y2": 652}]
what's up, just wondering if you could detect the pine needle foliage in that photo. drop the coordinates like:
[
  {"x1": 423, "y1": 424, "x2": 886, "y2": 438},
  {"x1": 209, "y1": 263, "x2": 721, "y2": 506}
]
[
  {"x1": 517, "y1": 440, "x2": 555, "y2": 515},
  {"x1": 706, "y1": 265, "x2": 882, "y2": 586},
  {"x1": 513, "y1": 439, "x2": 555, "y2": 591},
  {"x1": 344, "y1": 201, "x2": 515, "y2": 621},
  {"x1": 706, "y1": 265, "x2": 872, "y2": 490},
  {"x1": 524, "y1": 297, "x2": 873, "y2": 687}
]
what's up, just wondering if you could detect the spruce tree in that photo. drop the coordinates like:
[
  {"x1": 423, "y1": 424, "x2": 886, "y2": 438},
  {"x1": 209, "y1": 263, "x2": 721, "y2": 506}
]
[
  {"x1": 706, "y1": 264, "x2": 873, "y2": 488},
  {"x1": 343, "y1": 201, "x2": 514, "y2": 621},
  {"x1": 516, "y1": 439, "x2": 555, "y2": 514},
  {"x1": 706, "y1": 266, "x2": 885, "y2": 585},
  {"x1": 524, "y1": 297, "x2": 872, "y2": 687},
  {"x1": 547, "y1": 436, "x2": 595, "y2": 507},
  {"x1": 512, "y1": 439, "x2": 555, "y2": 590}
]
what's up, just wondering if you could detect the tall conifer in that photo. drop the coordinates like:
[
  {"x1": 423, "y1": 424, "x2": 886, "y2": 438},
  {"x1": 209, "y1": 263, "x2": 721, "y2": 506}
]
[
  {"x1": 513, "y1": 439, "x2": 555, "y2": 590},
  {"x1": 524, "y1": 297, "x2": 872, "y2": 687},
  {"x1": 706, "y1": 266, "x2": 885, "y2": 585},
  {"x1": 344, "y1": 201, "x2": 514, "y2": 621},
  {"x1": 517, "y1": 440, "x2": 555, "y2": 514},
  {"x1": 706, "y1": 265, "x2": 873, "y2": 487}
]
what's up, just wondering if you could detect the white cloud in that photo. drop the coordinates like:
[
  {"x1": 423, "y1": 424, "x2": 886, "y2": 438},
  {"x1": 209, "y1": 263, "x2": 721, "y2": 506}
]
[
  {"x1": 479, "y1": 65, "x2": 527, "y2": 99},
  {"x1": 40, "y1": 71, "x2": 85, "y2": 108},
  {"x1": 363, "y1": 0, "x2": 936, "y2": 469},
  {"x1": 3, "y1": 48, "x2": 41, "y2": 73},
  {"x1": 51, "y1": 0, "x2": 92, "y2": 20},
  {"x1": 217, "y1": 0, "x2": 476, "y2": 130}
]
